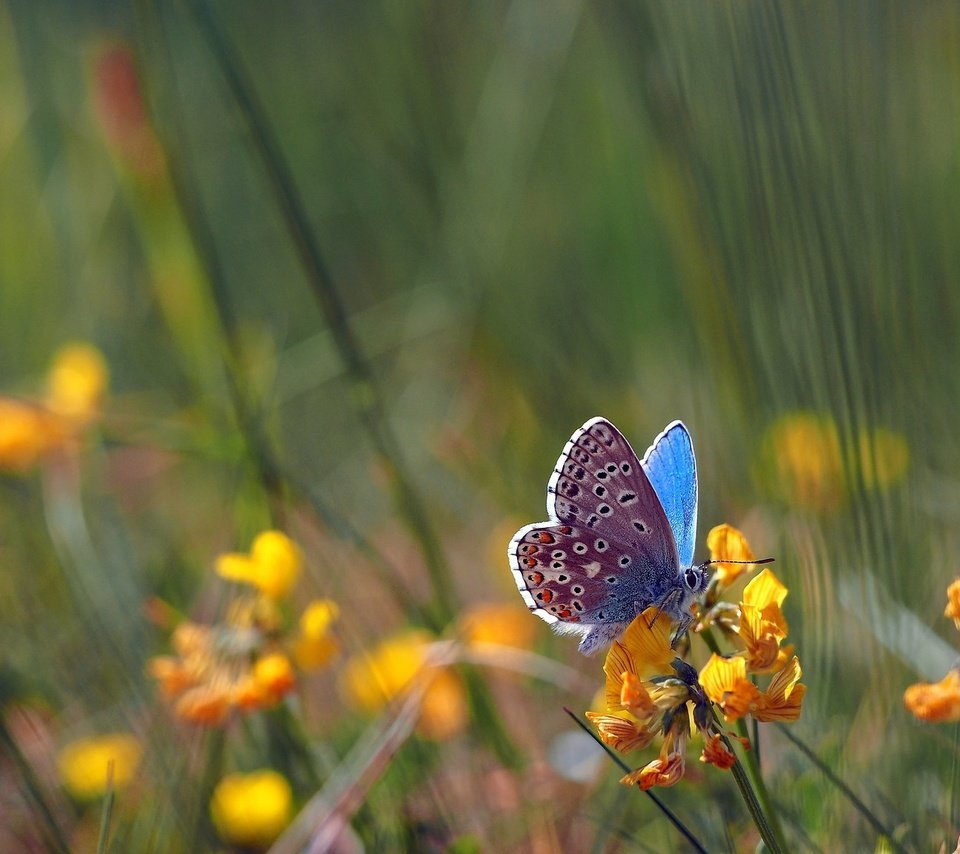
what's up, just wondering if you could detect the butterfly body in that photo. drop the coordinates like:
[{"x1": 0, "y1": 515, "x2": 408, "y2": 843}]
[{"x1": 508, "y1": 418, "x2": 706, "y2": 655}]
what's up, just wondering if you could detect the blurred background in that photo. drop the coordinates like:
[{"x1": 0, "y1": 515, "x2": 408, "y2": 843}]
[{"x1": 2, "y1": 0, "x2": 959, "y2": 850}]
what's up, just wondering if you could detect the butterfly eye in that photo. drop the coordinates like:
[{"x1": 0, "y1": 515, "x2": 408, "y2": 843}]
[{"x1": 683, "y1": 567, "x2": 702, "y2": 591}]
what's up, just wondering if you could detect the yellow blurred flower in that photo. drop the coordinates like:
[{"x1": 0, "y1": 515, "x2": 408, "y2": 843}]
[
  {"x1": 904, "y1": 669, "x2": 960, "y2": 723},
  {"x1": 706, "y1": 523, "x2": 758, "y2": 588},
  {"x1": 760, "y1": 411, "x2": 909, "y2": 511},
  {"x1": 216, "y1": 530, "x2": 303, "y2": 600},
  {"x1": 45, "y1": 342, "x2": 109, "y2": 423},
  {"x1": 418, "y1": 669, "x2": 469, "y2": 741},
  {"x1": 461, "y1": 602, "x2": 536, "y2": 649},
  {"x1": 252, "y1": 652, "x2": 297, "y2": 704},
  {"x1": 761, "y1": 412, "x2": 844, "y2": 511},
  {"x1": 0, "y1": 399, "x2": 67, "y2": 472},
  {"x1": 945, "y1": 579, "x2": 960, "y2": 630},
  {"x1": 340, "y1": 629, "x2": 467, "y2": 740},
  {"x1": 0, "y1": 342, "x2": 108, "y2": 473},
  {"x1": 210, "y1": 770, "x2": 292, "y2": 849},
  {"x1": 341, "y1": 629, "x2": 435, "y2": 712},
  {"x1": 292, "y1": 599, "x2": 340, "y2": 671},
  {"x1": 738, "y1": 569, "x2": 794, "y2": 673},
  {"x1": 57, "y1": 733, "x2": 141, "y2": 801},
  {"x1": 857, "y1": 426, "x2": 909, "y2": 491}
]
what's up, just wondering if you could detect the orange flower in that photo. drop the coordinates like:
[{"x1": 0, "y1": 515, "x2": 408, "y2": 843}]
[
  {"x1": 621, "y1": 752, "x2": 685, "y2": 790},
  {"x1": 707, "y1": 524, "x2": 758, "y2": 587},
  {"x1": 700, "y1": 733, "x2": 737, "y2": 770},
  {"x1": 738, "y1": 569, "x2": 793, "y2": 673},
  {"x1": 175, "y1": 685, "x2": 233, "y2": 726},
  {"x1": 945, "y1": 579, "x2": 960, "y2": 630},
  {"x1": 904, "y1": 670, "x2": 960, "y2": 723},
  {"x1": 620, "y1": 724, "x2": 689, "y2": 790}
]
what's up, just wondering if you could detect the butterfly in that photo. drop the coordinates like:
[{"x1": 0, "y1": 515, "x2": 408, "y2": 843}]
[{"x1": 507, "y1": 418, "x2": 706, "y2": 656}]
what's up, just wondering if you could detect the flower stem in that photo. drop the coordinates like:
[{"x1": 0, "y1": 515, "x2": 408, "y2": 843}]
[
  {"x1": 732, "y1": 716, "x2": 788, "y2": 852},
  {"x1": 563, "y1": 708, "x2": 709, "y2": 854}
]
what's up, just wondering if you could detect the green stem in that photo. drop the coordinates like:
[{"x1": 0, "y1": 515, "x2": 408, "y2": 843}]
[
  {"x1": 563, "y1": 708, "x2": 708, "y2": 854},
  {"x1": 732, "y1": 716, "x2": 788, "y2": 852},
  {"x1": 699, "y1": 628, "x2": 787, "y2": 851},
  {"x1": 774, "y1": 722, "x2": 908, "y2": 854},
  {"x1": 96, "y1": 768, "x2": 116, "y2": 854}
]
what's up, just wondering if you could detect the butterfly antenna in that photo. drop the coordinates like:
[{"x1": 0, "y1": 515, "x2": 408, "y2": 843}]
[{"x1": 698, "y1": 556, "x2": 775, "y2": 570}]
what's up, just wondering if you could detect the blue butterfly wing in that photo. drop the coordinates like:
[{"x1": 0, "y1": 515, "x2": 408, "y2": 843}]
[{"x1": 641, "y1": 421, "x2": 698, "y2": 568}]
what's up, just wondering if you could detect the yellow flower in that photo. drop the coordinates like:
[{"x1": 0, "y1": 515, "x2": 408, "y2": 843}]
[
  {"x1": 706, "y1": 523, "x2": 758, "y2": 587},
  {"x1": 57, "y1": 733, "x2": 141, "y2": 801},
  {"x1": 738, "y1": 569, "x2": 793, "y2": 673},
  {"x1": 904, "y1": 669, "x2": 960, "y2": 723},
  {"x1": 461, "y1": 603, "x2": 536, "y2": 650},
  {"x1": 760, "y1": 412, "x2": 909, "y2": 511},
  {"x1": 699, "y1": 655, "x2": 761, "y2": 723},
  {"x1": 753, "y1": 656, "x2": 805, "y2": 722},
  {"x1": 252, "y1": 653, "x2": 296, "y2": 704},
  {"x1": 340, "y1": 629, "x2": 467, "y2": 740},
  {"x1": 45, "y1": 342, "x2": 109, "y2": 424},
  {"x1": 0, "y1": 398, "x2": 68, "y2": 473},
  {"x1": 0, "y1": 342, "x2": 107, "y2": 474},
  {"x1": 210, "y1": 770, "x2": 292, "y2": 849},
  {"x1": 761, "y1": 412, "x2": 843, "y2": 511},
  {"x1": 603, "y1": 607, "x2": 675, "y2": 710},
  {"x1": 216, "y1": 530, "x2": 303, "y2": 600},
  {"x1": 292, "y1": 599, "x2": 340, "y2": 671},
  {"x1": 857, "y1": 426, "x2": 909, "y2": 491},
  {"x1": 340, "y1": 629, "x2": 435, "y2": 712},
  {"x1": 418, "y1": 669, "x2": 468, "y2": 741},
  {"x1": 945, "y1": 579, "x2": 960, "y2": 630}
]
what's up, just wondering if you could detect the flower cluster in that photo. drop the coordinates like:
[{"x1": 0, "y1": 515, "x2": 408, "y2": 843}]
[
  {"x1": 903, "y1": 579, "x2": 960, "y2": 722},
  {"x1": 588, "y1": 524, "x2": 805, "y2": 790},
  {"x1": 0, "y1": 343, "x2": 108, "y2": 474},
  {"x1": 147, "y1": 530, "x2": 339, "y2": 725}
]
